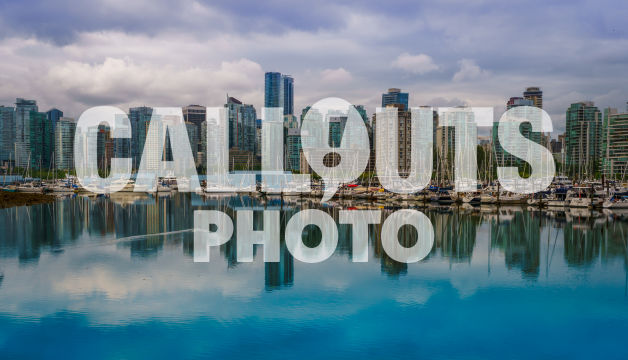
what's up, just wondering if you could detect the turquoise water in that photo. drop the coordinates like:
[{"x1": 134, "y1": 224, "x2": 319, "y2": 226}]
[{"x1": 0, "y1": 193, "x2": 627, "y2": 359}]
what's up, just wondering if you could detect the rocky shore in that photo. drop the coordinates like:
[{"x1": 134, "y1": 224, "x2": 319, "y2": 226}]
[{"x1": 0, "y1": 192, "x2": 56, "y2": 209}]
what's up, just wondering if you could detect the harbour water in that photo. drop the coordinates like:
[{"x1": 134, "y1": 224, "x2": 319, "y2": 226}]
[{"x1": 0, "y1": 192, "x2": 627, "y2": 359}]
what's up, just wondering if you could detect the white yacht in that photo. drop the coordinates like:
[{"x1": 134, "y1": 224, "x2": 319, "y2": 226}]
[
  {"x1": 17, "y1": 183, "x2": 44, "y2": 193},
  {"x1": 603, "y1": 195, "x2": 628, "y2": 209},
  {"x1": 567, "y1": 187, "x2": 603, "y2": 208}
]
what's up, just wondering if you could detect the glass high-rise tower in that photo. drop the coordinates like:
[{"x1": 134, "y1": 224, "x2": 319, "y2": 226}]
[
  {"x1": 14, "y1": 98, "x2": 38, "y2": 168},
  {"x1": 0, "y1": 106, "x2": 16, "y2": 165},
  {"x1": 381, "y1": 88, "x2": 409, "y2": 111},
  {"x1": 264, "y1": 72, "x2": 294, "y2": 115},
  {"x1": 225, "y1": 96, "x2": 257, "y2": 154},
  {"x1": 128, "y1": 106, "x2": 153, "y2": 170},
  {"x1": 55, "y1": 117, "x2": 76, "y2": 170},
  {"x1": 46, "y1": 108, "x2": 63, "y2": 133},
  {"x1": 565, "y1": 101, "x2": 602, "y2": 178},
  {"x1": 282, "y1": 75, "x2": 294, "y2": 115}
]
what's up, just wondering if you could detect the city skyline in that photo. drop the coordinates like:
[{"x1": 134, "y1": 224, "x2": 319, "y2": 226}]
[
  {"x1": 0, "y1": 61, "x2": 627, "y2": 181},
  {"x1": 2, "y1": 83, "x2": 628, "y2": 134},
  {"x1": 2, "y1": 2, "x2": 628, "y2": 358}
]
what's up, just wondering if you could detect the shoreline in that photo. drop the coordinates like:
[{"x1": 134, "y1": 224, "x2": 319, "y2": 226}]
[{"x1": 0, "y1": 192, "x2": 56, "y2": 209}]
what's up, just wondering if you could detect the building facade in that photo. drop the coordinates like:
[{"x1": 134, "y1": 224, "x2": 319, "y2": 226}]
[
  {"x1": 225, "y1": 97, "x2": 257, "y2": 155},
  {"x1": 264, "y1": 72, "x2": 294, "y2": 115},
  {"x1": 183, "y1": 105, "x2": 206, "y2": 165},
  {"x1": 285, "y1": 127, "x2": 301, "y2": 172},
  {"x1": 381, "y1": 88, "x2": 409, "y2": 110},
  {"x1": 128, "y1": 106, "x2": 153, "y2": 170},
  {"x1": 523, "y1": 87, "x2": 543, "y2": 109},
  {"x1": 565, "y1": 101, "x2": 602, "y2": 178},
  {"x1": 198, "y1": 120, "x2": 207, "y2": 169},
  {"x1": 602, "y1": 107, "x2": 628, "y2": 179},
  {"x1": 282, "y1": 75, "x2": 294, "y2": 115},
  {"x1": 372, "y1": 103, "x2": 413, "y2": 175},
  {"x1": 46, "y1": 108, "x2": 63, "y2": 133},
  {"x1": 55, "y1": 117, "x2": 76, "y2": 170},
  {"x1": 0, "y1": 106, "x2": 15, "y2": 166},
  {"x1": 14, "y1": 98, "x2": 38, "y2": 168},
  {"x1": 493, "y1": 97, "x2": 540, "y2": 167}
]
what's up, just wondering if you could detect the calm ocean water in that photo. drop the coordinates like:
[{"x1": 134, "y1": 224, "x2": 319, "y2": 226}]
[{"x1": 0, "y1": 192, "x2": 627, "y2": 359}]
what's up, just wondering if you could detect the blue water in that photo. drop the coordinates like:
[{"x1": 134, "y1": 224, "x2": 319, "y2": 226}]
[{"x1": 0, "y1": 193, "x2": 627, "y2": 359}]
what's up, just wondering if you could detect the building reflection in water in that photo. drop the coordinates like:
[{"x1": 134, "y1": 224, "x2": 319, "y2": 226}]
[
  {"x1": 1, "y1": 193, "x2": 628, "y2": 287},
  {"x1": 489, "y1": 207, "x2": 541, "y2": 278}
]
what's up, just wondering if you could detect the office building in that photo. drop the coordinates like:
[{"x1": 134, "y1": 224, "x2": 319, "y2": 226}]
[
  {"x1": 282, "y1": 75, "x2": 294, "y2": 115},
  {"x1": 493, "y1": 96, "x2": 542, "y2": 167},
  {"x1": 381, "y1": 88, "x2": 409, "y2": 110},
  {"x1": 185, "y1": 121, "x2": 198, "y2": 166},
  {"x1": 14, "y1": 98, "x2": 38, "y2": 168},
  {"x1": 46, "y1": 108, "x2": 63, "y2": 133},
  {"x1": 0, "y1": 106, "x2": 15, "y2": 165},
  {"x1": 565, "y1": 101, "x2": 602, "y2": 178},
  {"x1": 372, "y1": 89, "x2": 412, "y2": 175},
  {"x1": 55, "y1": 117, "x2": 76, "y2": 170},
  {"x1": 29, "y1": 111, "x2": 54, "y2": 169},
  {"x1": 285, "y1": 127, "x2": 302, "y2": 172},
  {"x1": 198, "y1": 120, "x2": 207, "y2": 169},
  {"x1": 225, "y1": 97, "x2": 257, "y2": 155},
  {"x1": 255, "y1": 119, "x2": 262, "y2": 159},
  {"x1": 506, "y1": 97, "x2": 533, "y2": 110},
  {"x1": 523, "y1": 87, "x2": 543, "y2": 109},
  {"x1": 354, "y1": 105, "x2": 369, "y2": 126},
  {"x1": 128, "y1": 106, "x2": 153, "y2": 169},
  {"x1": 182, "y1": 105, "x2": 206, "y2": 129},
  {"x1": 183, "y1": 105, "x2": 206, "y2": 165},
  {"x1": 602, "y1": 105, "x2": 628, "y2": 178},
  {"x1": 264, "y1": 72, "x2": 294, "y2": 115}
]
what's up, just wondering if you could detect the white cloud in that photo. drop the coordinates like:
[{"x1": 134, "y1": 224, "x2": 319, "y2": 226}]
[
  {"x1": 452, "y1": 59, "x2": 489, "y2": 82},
  {"x1": 44, "y1": 56, "x2": 263, "y2": 109},
  {"x1": 1, "y1": 0, "x2": 628, "y2": 134},
  {"x1": 392, "y1": 53, "x2": 439, "y2": 75},
  {"x1": 320, "y1": 67, "x2": 352, "y2": 83}
]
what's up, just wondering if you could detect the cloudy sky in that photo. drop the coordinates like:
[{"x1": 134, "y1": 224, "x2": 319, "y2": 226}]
[{"x1": 0, "y1": 0, "x2": 627, "y2": 135}]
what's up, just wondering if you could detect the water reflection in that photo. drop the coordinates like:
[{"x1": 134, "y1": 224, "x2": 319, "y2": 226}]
[
  {"x1": 1, "y1": 193, "x2": 627, "y2": 284},
  {"x1": 2, "y1": 193, "x2": 628, "y2": 358}
]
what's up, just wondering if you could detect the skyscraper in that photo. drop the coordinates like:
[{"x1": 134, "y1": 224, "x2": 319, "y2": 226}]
[
  {"x1": 185, "y1": 121, "x2": 198, "y2": 166},
  {"x1": 506, "y1": 97, "x2": 533, "y2": 110},
  {"x1": 264, "y1": 72, "x2": 294, "y2": 115},
  {"x1": 225, "y1": 97, "x2": 257, "y2": 154},
  {"x1": 14, "y1": 98, "x2": 38, "y2": 168},
  {"x1": 265, "y1": 72, "x2": 282, "y2": 108},
  {"x1": 285, "y1": 127, "x2": 301, "y2": 172},
  {"x1": 282, "y1": 75, "x2": 294, "y2": 115},
  {"x1": 255, "y1": 119, "x2": 262, "y2": 159},
  {"x1": 602, "y1": 106, "x2": 628, "y2": 179},
  {"x1": 198, "y1": 120, "x2": 207, "y2": 168},
  {"x1": 381, "y1": 88, "x2": 409, "y2": 110},
  {"x1": 372, "y1": 89, "x2": 413, "y2": 175},
  {"x1": 46, "y1": 108, "x2": 63, "y2": 133},
  {"x1": 128, "y1": 106, "x2": 153, "y2": 169},
  {"x1": 354, "y1": 105, "x2": 369, "y2": 126},
  {"x1": 492, "y1": 96, "x2": 542, "y2": 168},
  {"x1": 523, "y1": 87, "x2": 543, "y2": 109},
  {"x1": 435, "y1": 113, "x2": 456, "y2": 181},
  {"x1": 29, "y1": 111, "x2": 54, "y2": 169},
  {"x1": 0, "y1": 106, "x2": 15, "y2": 165},
  {"x1": 55, "y1": 117, "x2": 76, "y2": 170},
  {"x1": 182, "y1": 105, "x2": 206, "y2": 165},
  {"x1": 565, "y1": 101, "x2": 602, "y2": 178},
  {"x1": 182, "y1": 105, "x2": 206, "y2": 128}
]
